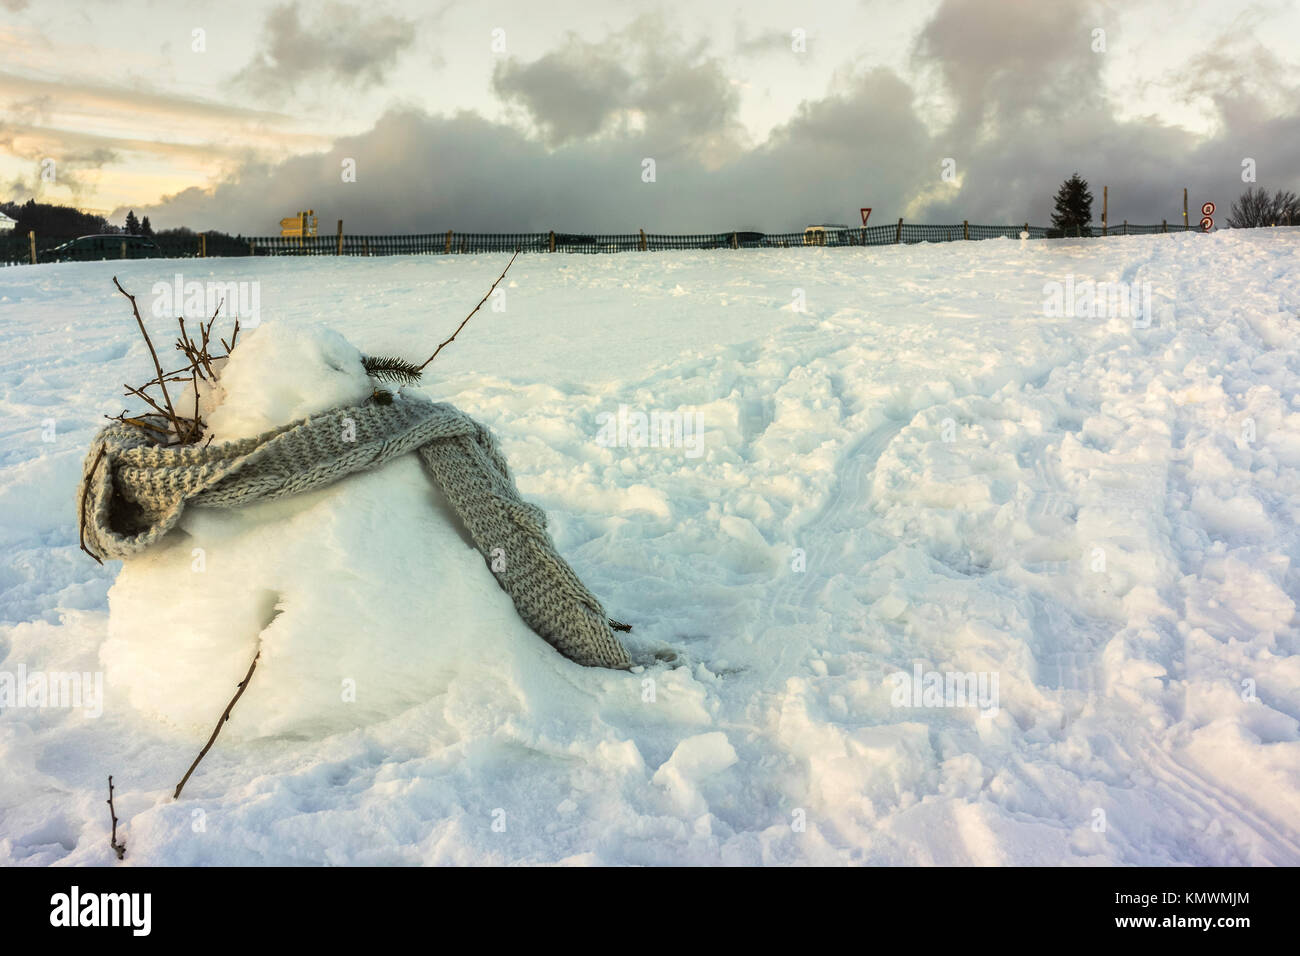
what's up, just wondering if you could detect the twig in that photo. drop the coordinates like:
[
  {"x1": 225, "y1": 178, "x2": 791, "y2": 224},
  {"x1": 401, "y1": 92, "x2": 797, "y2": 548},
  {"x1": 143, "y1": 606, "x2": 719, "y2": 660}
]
[
  {"x1": 114, "y1": 276, "x2": 181, "y2": 435},
  {"x1": 123, "y1": 383, "x2": 173, "y2": 420},
  {"x1": 106, "y1": 775, "x2": 125, "y2": 860},
  {"x1": 79, "y1": 445, "x2": 105, "y2": 565},
  {"x1": 417, "y1": 250, "x2": 519, "y2": 371},
  {"x1": 108, "y1": 412, "x2": 170, "y2": 436},
  {"x1": 189, "y1": 368, "x2": 201, "y2": 443},
  {"x1": 609, "y1": 619, "x2": 632, "y2": 632},
  {"x1": 173, "y1": 646, "x2": 260, "y2": 799}
]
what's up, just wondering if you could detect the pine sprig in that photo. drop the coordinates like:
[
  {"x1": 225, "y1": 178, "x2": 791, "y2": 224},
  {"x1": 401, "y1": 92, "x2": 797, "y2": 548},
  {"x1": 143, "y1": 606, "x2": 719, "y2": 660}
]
[{"x1": 361, "y1": 355, "x2": 424, "y2": 384}]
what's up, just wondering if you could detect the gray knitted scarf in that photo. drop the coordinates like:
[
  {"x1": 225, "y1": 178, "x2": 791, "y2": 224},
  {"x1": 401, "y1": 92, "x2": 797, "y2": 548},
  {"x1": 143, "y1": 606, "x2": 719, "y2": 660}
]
[{"x1": 77, "y1": 396, "x2": 632, "y2": 669}]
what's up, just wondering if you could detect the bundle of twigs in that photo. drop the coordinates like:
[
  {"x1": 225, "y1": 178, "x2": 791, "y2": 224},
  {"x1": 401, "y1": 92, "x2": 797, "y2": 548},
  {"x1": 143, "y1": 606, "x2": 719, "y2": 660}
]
[
  {"x1": 112, "y1": 248, "x2": 519, "y2": 434},
  {"x1": 109, "y1": 276, "x2": 237, "y2": 447}
]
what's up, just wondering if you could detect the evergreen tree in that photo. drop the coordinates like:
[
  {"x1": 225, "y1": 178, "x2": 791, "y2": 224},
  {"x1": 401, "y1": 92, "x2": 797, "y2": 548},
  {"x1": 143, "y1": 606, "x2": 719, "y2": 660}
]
[
  {"x1": 1051, "y1": 173, "x2": 1094, "y2": 237},
  {"x1": 124, "y1": 210, "x2": 141, "y2": 235},
  {"x1": 140, "y1": 215, "x2": 153, "y2": 237}
]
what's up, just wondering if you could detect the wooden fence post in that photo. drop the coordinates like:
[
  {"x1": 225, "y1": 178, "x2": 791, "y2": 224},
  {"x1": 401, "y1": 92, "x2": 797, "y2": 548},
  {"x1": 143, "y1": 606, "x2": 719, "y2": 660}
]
[
  {"x1": 731, "y1": 231, "x2": 739, "y2": 249},
  {"x1": 895, "y1": 218, "x2": 903, "y2": 243},
  {"x1": 249, "y1": 240, "x2": 256, "y2": 256},
  {"x1": 445, "y1": 230, "x2": 453, "y2": 254},
  {"x1": 639, "y1": 228, "x2": 647, "y2": 251},
  {"x1": 363, "y1": 238, "x2": 370, "y2": 257},
  {"x1": 549, "y1": 230, "x2": 556, "y2": 253},
  {"x1": 1183, "y1": 188, "x2": 1188, "y2": 230},
  {"x1": 1123, "y1": 220, "x2": 1128, "y2": 235},
  {"x1": 201, "y1": 233, "x2": 207, "y2": 257},
  {"x1": 336, "y1": 219, "x2": 343, "y2": 255},
  {"x1": 1162, "y1": 219, "x2": 1167, "y2": 233},
  {"x1": 963, "y1": 220, "x2": 969, "y2": 240},
  {"x1": 1102, "y1": 186, "x2": 1108, "y2": 236},
  {"x1": 28, "y1": 230, "x2": 36, "y2": 264}
]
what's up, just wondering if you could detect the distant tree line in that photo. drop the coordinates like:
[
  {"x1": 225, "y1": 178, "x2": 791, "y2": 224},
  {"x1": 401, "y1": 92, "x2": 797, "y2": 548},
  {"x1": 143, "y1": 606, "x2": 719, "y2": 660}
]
[
  {"x1": 1, "y1": 199, "x2": 119, "y2": 238},
  {"x1": 1, "y1": 199, "x2": 249, "y2": 248}
]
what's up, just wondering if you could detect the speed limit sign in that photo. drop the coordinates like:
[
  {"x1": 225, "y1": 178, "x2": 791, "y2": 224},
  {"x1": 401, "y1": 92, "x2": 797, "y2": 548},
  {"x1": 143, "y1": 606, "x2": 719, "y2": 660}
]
[
  {"x1": 1201, "y1": 201, "x2": 1215, "y2": 216},
  {"x1": 1200, "y1": 201, "x2": 1215, "y2": 231}
]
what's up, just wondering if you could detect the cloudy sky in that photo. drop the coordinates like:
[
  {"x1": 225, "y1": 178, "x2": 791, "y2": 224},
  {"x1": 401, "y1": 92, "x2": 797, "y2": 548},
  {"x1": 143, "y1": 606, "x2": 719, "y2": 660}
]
[{"x1": 1, "y1": 0, "x2": 1297, "y2": 233}]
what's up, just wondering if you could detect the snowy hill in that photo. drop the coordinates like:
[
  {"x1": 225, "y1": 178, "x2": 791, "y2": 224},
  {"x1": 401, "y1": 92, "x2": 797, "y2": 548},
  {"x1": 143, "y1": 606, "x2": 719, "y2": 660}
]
[{"x1": 2, "y1": 231, "x2": 1299, "y2": 865}]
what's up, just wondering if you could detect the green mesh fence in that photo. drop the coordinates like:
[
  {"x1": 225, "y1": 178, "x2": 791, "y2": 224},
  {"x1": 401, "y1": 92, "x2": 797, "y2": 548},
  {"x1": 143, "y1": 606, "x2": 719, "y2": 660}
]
[{"x1": 2, "y1": 222, "x2": 1218, "y2": 266}]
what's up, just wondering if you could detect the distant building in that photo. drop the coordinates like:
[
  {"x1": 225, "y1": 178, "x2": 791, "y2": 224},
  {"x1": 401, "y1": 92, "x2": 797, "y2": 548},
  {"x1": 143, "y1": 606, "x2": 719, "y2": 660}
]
[{"x1": 0, "y1": 210, "x2": 16, "y2": 234}]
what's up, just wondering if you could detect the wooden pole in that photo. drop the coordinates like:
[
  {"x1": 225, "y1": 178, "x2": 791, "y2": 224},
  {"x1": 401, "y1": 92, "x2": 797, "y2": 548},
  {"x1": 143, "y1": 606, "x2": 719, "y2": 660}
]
[
  {"x1": 1123, "y1": 220, "x2": 1128, "y2": 235},
  {"x1": 363, "y1": 238, "x2": 370, "y2": 257},
  {"x1": 200, "y1": 233, "x2": 207, "y2": 258},
  {"x1": 28, "y1": 230, "x2": 35, "y2": 264},
  {"x1": 336, "y1": 219, "x2": 343, "y2": 255},
  {"x1": 121, "y1": 240, "x2": 127, "y2": 259},
  {"x1": 731, "y1": 231, "x2": 739, "y2": 249},
  {"x1": 1102, "y1": 186, "x2": 1108, "y2": 236},
  {"x1": 1183, "y1": 188, "x2": 1188, "y2": 230},
  {"x1": 895, "y1": 218, "x2": 903, "y2": 243},
  {"x1": 249, "y1": 240, "x2": 256, "y2": 256},
  {"x1": 1162, "y1": 219, "x2": 1167, "y2": 233},
  {"x1": 639, "y1": 228, "x2": 647, "y2": 251},
  {"x1": 445, "y1": 230, "x2": 453, "y2": 254},
  {"x1": 963, "y1": 220, "x2": 969, "y2": 240},
  {"x1": 549, "y1": 230, "x2": 556, "y2": 253}
]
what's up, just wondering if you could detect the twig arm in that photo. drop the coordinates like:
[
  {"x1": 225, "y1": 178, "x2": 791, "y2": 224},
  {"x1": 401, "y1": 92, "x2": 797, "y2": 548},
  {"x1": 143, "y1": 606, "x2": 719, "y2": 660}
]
[
  {"x1": 173, "y1": 647, "x2": 261, "y2": 799},
  {"x1": 417, "y1": 249, "x2": 519, "y2": 371}
]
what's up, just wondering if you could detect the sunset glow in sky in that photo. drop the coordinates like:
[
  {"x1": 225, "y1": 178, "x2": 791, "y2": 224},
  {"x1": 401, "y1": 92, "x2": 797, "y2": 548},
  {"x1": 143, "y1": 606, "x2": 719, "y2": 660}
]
[{"x1": 2, "y1": 0, "x2": 1297, "y2": 231}]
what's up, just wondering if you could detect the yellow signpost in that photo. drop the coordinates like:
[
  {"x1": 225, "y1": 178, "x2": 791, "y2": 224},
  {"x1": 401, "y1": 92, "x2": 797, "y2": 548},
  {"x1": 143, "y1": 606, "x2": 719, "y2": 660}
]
[{"x1": 279, "y1": 210, "x2": 319, "y2": 238}]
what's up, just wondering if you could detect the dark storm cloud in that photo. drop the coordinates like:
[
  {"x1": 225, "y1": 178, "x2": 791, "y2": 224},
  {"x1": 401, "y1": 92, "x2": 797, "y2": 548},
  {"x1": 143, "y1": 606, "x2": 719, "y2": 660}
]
[
  {"x1": 914, "y1": 0, "x2": 1103, "y2": 138},
  {"x1": 132, "y1": 0, "x2": 1300, "y2": 233},
  {"x1": 492, "y1": 36, "x2": 635, "y2": 146},
  {"x1": 492, "y1": 16, "x2": 745, "y2": 160},
  {"x1": 910, "y1": 0, "x2": 1300, "y2": 224},
  {"x1": 233, "y1": 1, "x2": 416, "y2": 98},
  {"x1": 122, "y1": 65, "x2": 929, "y2": 234}
]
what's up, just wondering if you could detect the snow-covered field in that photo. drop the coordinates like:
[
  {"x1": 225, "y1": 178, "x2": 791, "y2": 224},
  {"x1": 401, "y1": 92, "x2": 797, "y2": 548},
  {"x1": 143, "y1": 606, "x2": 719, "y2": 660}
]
[{"x1": 2, "y1": 231, "x2": 1299, "y2": 865}]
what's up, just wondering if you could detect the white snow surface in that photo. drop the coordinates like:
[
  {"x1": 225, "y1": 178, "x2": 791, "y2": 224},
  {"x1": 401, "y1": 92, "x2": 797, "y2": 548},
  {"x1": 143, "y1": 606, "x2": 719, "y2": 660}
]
[{"x1": 2, "y1": 232, "x2": 1300, "y2": 865}]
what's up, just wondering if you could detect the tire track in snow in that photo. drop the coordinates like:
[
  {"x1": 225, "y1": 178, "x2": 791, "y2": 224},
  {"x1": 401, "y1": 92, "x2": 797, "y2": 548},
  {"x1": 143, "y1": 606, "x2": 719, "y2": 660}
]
[
  {"x1": 758, "y1": 418, "x2": 905, "y2": 680},
  {"x1": 1135, "y1": 737, "x2": 1300, "y2": 864}
]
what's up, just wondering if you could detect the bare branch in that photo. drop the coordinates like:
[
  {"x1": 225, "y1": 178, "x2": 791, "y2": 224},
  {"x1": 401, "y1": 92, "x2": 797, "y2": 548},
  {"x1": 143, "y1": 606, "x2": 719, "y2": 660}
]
[
  {"x1": 106, "y1": 775, "x2": 125, "y2": 860},
  {"x1": 173, "y1": 647, "x2": 260, "y2": 799},
  {"x1": 418, "y1": 249, "x2": 519, "y2": 371},
  {"x1": 114, "y1": 276, "x2": 181, "y2": 435}
]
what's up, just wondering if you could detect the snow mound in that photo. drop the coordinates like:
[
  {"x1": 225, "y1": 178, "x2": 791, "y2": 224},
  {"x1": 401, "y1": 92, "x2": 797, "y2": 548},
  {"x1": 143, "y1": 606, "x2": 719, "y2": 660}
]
[
  {"x1": 102, "y1": 323, "x2": 582, "y2": 740},
  {"x1": 188, "y1": 323, "x2": 373, "y2": 442}
]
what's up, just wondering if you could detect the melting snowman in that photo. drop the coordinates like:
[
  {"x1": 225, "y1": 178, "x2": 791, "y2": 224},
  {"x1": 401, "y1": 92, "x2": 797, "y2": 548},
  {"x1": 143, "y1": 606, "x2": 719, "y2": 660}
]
[{"x1": 101, "y1": 323, "x2": 574, "y2": 740}]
